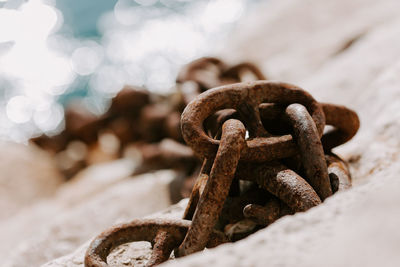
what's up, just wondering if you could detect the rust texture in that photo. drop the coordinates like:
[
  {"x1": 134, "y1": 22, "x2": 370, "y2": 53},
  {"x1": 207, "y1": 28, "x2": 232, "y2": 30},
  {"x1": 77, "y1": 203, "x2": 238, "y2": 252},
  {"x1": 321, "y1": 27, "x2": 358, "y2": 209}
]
[
  {"x1": 177, "y1": 119, "x2": 246, "y2": 256},
  {"x1": 83, "y1": 57, "x2": 359, "y2": 266},
  {"x1": 243, "y1": 198, "x2": 292, "y2": 226},
  {"x1": 235, "y1": 161, "x2": 321, "y2": 212},
  {"x1": 183, "y1": 158, "x2": 213, "y2": 220},
  {"x1": 326, "y1": 153, "x2": 352, "y2": 192},
  {"x1": 85, "y1": 218, "x2": 227, "y2": 267},
  {"x1": 85, "y1": 219, "x2": 190, "y2": 267},
  {"x1": 285, "y1": 103, "x2": 332, "y2": 200},
  {"x1": 146, "y1": 230, "x2": 179, "y2": 266},
  {"x1": 174, "y1": 79, "x2": 358, "y2": 259},
  {"x1": 180, "y1": 81, "x2": 325, "y2": 162},
  {"x1": 321, "y1": 103, "x2": 360, "y2": 151}
]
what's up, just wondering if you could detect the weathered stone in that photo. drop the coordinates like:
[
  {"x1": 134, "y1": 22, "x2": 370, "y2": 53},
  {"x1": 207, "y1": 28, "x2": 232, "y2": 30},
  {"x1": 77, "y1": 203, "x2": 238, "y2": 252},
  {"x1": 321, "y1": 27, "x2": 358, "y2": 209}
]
[
  {"x1": 40, "y1": 200, "x2": 188, "y2": 267},
  {"x1": 0, "y1": 142, "x2": 63, "y2": 221},
  {"x1": 219, "y1": 0, "x2": 400, "y2": 82},
  {"x1": 2, "y1": 168, "x2": 175, "y2": 267}
]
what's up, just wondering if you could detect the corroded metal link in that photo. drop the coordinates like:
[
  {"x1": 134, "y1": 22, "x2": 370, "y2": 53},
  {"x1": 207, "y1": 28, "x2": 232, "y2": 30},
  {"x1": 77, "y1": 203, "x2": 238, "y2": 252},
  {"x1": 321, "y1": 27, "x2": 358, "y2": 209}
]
[
  {"x1": 222, "y1": 62, "x2": 267, "y2": 81},
  {"x1": 243, "y1": 198, "x2": 292, "y2": 226},
  {"x1": 235, "y1": 162, "x2": 321, "y2": 212},
  {"x1": 147, "y1": 230, "x2": 180, "y2": 266},
  {"x1": 243, "y1": 201, "x2": 279, "y2": 226},
  {"x1": 181, "y1": 81, "x2": 325, "y2": 162},
  {"x1": 286, "y1": 104, "x2": 332, "y2": 200},
  {"x1": 258, "y1": 103, "x2": 289, "y2": 135},
  {"x1": 84, "y1": 218, "x2": 227, "y2": 267},
  {"x1": 85, "y1": 219, "x2": 190, "y2": 267},
  {"x1": 326, "y1": 153, "x2": 352, "y2": 193},
  {"x1": 258, "y1": 102, "x2": 359, "y2": 150},
  {"x1": 183, "y1": 158, "x2": 213, "y2": 220},
  {"x1": 177, "y1": 57, "x2": 226, "y2": 82},
  {"x1": 177, "y1": 59, "x2": 266, "y2": 91},
  {"x1": 219, "y1": 187, "x2": 269, "y2": 224},
  {"x1": 177, "y1": 57, "x2": 227, "y2": 90},
  {"x1": 177, "y1": 119, "x2": 246, "y2": 256},
  {"x1": 205, "y1": 230, "x2": 230, "y2": 248},
  {"x1": 203, "y1": 109, "x2": 238, "y2": 139},
  {"x1": 321, "y1": 103, "x2": 360, "y2": 152},
  {"x1": 237, "y1": 101, "x2": 271, "y2": 138}
]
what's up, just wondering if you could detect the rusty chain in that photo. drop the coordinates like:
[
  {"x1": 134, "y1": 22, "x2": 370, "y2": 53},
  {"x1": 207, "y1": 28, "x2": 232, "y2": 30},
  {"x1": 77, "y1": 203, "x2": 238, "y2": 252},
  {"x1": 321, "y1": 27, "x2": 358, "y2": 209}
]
[
  {"x1": 174, "y1": 80, "x2": 359, "y2": 256},
  {"x1": 32, "y1": 57, "x2": 358, "y2": 266}
]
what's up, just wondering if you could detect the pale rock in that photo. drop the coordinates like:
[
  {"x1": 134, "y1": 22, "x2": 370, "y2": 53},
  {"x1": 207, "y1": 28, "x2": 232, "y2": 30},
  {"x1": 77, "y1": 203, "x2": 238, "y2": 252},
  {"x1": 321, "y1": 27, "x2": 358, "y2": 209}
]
[
  {"x1": 0, "y1": 142, "x2": 63, "y2": 221},
  {"x1": 0, "y1": 158, "x2": 136, "y2": 260},
  {"x1": 55, "y1": 158, "x2": 137, "y2": 206},
  {"x1": 220, "y1": 0, "x2": 400, "y2": 82},
  {"x1": 40, "y1": 200, "x2": 188, "y2": 267},
  {"x1": 2, "y1": 169, "x2": 175, "y2": 267},
  {"x1": 301, "y1": 17, "x2": 400, "y2": 110}
]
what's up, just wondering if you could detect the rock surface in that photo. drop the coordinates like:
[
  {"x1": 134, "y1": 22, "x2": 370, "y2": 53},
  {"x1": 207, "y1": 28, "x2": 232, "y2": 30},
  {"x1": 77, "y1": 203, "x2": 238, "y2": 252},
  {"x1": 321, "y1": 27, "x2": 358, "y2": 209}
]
[
  {"x1": 0, "y1": 142, "x2": 63, "y2": 221},
  {"x1": 221, "y1": 0, "x2": 400, "y2": 83},
  {"x1": 3, "y1": 0, "x2": 400, "y2": 266},
  {"x1": 1, "y1": 163, "x2": 174, "y2": 267},
  {"x1": 40, "y1": 200, "x2": 188, "y2": 267}
]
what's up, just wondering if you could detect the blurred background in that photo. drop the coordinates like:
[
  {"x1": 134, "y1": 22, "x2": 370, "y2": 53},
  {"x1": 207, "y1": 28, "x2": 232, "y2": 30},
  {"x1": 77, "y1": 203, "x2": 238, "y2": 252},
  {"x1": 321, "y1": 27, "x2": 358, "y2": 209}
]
[{"x1": 0, "y1": 0, "x2": 261, "y2": 143}]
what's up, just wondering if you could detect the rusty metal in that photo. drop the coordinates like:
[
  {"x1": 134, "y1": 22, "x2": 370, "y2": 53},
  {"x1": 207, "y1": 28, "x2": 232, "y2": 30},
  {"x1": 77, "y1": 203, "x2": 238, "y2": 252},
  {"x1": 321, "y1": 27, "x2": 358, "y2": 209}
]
[
  {"x1": 174, "y1": 79, "x2": 357, "y2": 259},
  {"x1": 203, "y1": 109, "x2": 238, "y2": 138},
  {"x1": 219, "y1": 186, "x2": 268, "y2": 224},
  {"x1": 177, "y1": 119, "x2": 246, "y2": 256},
  {"x1": 326, "y1": 153, "x2": 352, "y2": 192},
  {"x1": 222, "y1": 62, "x2": 267, "y2": 82},
  {"x1": 177, "y1": 58, "x2": 267, "y2": 93},
  {"x1": 164, "y1": 111, "x2": 184, "y2": 142},
  {"x1": 177, "y1": 57, "x2": 227, "y2": 90},
  {"x1": 147, "y1": 230, "x2": 179, "y2": 266},
  {"x1": 235, "y1": 161, "x2": 321, "y2": 212},
  {"x1": 258, "y1": 102, "x2": 360, "y2": 151},
  {"x1": 181, "y1": 81, "x2": 325, "y2": 162},
  {"x1": 177, "y1": 58, "x2": 268, "y2": 108},
  {"x1": 321, "y1": 103, "x2": 360, "y2": 151},
  {"x1": 107, "y1": 86, "x2": 150, "y2": 117},
  {"x1": 243, "y1": 198, "x2": 292, "y2": 226},
  {"x1": 85, "y1": 218, "x2": 226, "y2": 267},
  {"x1": 81, "y1": 58, "x2": 360, "y2": 266},
  {"x1": 183, "y1": 157, "x2": 214, "y2": 220},
  {"x1": 285, "y1": 103, "x2": 332, "y2": 200},
  {"x1": 85, "y1": 219, "x2": 189, "y2": 267}
]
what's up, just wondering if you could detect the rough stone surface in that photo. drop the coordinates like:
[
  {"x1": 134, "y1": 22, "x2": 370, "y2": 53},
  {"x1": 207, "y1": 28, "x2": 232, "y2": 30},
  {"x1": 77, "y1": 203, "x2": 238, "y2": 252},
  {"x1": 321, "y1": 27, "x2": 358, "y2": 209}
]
[
  {"x1": 0, "y1": 142, "x2": 63, "y2": 221},
  {"x1": 40, "y1": 200, "x2": 188, "y2": 267},
  {"x1": 1, "y1": 166, "x2": 174, "y2": 267},
  {"x1": 220, "y1": 0, "x2": 400, "y2": 82}
]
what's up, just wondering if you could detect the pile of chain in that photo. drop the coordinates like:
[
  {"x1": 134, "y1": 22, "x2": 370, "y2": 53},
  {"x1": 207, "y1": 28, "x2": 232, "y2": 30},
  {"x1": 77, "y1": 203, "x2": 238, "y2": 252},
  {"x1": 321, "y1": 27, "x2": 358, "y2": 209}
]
[
  {"x1": 31, "y1": 57, "x2": 265, "y2": 203},
  {"x1": 31, "y1": 86, "x2": 195, "y2": 180},
  {"x1": 84, "y1": 61, "x2": 359, "y2": 266},
  {"x1": 171, "y1": 57, "x2": 268, "y2": 201}
]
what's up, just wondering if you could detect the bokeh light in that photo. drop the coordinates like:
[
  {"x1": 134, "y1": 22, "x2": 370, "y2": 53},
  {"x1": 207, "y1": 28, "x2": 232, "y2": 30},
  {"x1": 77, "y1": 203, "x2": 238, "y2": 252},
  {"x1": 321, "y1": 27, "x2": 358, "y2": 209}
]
[{"x1": 0, "y1": 0, "x2": 260, "y2": 142}]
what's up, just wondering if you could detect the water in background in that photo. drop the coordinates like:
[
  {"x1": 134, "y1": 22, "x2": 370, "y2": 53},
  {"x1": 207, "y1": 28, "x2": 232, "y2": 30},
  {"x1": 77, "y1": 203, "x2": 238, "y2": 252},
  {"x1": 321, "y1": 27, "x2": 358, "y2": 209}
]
[{"x1": 0, "y1": 0, "x2": 260, "y2": 142}]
